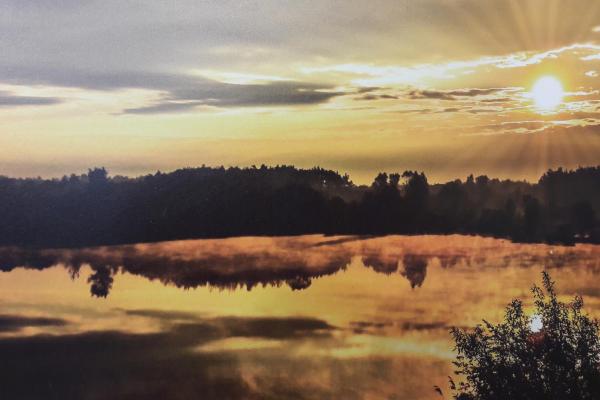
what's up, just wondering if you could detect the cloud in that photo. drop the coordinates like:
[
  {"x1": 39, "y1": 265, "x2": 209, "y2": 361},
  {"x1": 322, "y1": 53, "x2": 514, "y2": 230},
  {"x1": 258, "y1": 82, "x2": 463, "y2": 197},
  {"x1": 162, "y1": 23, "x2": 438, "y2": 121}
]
[
  {"x1": 392, "y1": 106, "x2": 466, "y2": 114},
  {"x1": 310, "y1": 43, "x2": 600, "y2": 89},
  {"x1": 6, "y1": 0, "x2": 600, "y2": 87},
  {"x1": 393, "y1": 108, "x2": 433, "y2": 114},
  {"x1": 407, "y1": 90, "x2": 456, "y2": 100},
  {"x1": 406, "y1": 88, "x2": 507, "y2": 101},
  {"x1": 122, "y1": 101, "x2": 208, "y2": 114},
  {"x1": 0, "y1": 91, "x2": 61, "y2": 107},
  {"x1": 445, "y1": 88, "x2": 503, "y2": 96},
  {"x1": 479, "y1": 97, "x2": 514, "y2": 103},
  {"x1": 480, "y1": 121, "x2": 550, "y2": 133},
  {"x1": 496, "y1": 43, "x2": 600, "y2": 68},
  {"x1": 2, "y1": 1, "x2": 600, "y2": 107},
  {"x1": 0, "y1": 67, "x2": 196, "y2": 91},
  {"x1": 0, "y1": 65, "x2": 343, "y2": 112},
  {"x1": 124, "y1": 81, "x2": 343, "y2": 114},
  {"x1": 466, "y1": 107, "x2": 504, "y2": 114},
  {"x1": 478, "y1": 118, "x2": 600, "y2": 134},
  {"x1": 356, "y1": 93, "x2": 399, "y2": 101}
]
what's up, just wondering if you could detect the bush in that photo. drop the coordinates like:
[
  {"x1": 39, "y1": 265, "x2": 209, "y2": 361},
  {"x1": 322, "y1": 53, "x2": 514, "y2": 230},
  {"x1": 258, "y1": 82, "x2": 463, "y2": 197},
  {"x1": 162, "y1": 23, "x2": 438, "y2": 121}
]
[{"x1": 448, "y1": 272, "x2": 600, "y2": 400}]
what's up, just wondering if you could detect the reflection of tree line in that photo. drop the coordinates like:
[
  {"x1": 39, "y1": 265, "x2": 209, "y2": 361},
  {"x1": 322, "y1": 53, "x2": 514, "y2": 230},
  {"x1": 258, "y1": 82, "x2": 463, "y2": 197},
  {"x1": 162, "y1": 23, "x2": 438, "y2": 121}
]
[
  {"x1": 0, "y1": 245, "x2": 351, "y2": 297},
  {"x1": 0, "y1": 241, "x2": 597, "y2": 297},
  {"x1": 362, "y1": 254, "x2": 429, "y2": 288}
]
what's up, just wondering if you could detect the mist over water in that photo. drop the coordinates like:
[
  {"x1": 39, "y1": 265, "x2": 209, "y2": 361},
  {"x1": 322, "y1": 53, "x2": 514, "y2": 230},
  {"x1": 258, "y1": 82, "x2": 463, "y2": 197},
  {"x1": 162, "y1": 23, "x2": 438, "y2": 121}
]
[{"x1": 0, "y1": 234, "x2": 599, "y2": 399}]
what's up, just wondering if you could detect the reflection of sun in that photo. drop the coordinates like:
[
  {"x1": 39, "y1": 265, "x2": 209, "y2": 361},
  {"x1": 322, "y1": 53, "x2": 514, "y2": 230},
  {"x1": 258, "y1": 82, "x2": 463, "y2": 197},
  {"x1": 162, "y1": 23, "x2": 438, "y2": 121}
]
[
  {"x1": 530, "y1": 314, "x2": 543, "y2": 333},
  {"x1": 531, "y1": 76, "x2": 564, "y2": 112}
]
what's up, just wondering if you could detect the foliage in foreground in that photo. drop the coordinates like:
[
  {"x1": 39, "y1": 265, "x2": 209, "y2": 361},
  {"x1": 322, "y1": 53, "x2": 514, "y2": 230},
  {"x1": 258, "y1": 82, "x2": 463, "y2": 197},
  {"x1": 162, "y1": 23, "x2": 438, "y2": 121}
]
[{"x1": 448, "y1": 272, "x2": 600, "y2": 400}]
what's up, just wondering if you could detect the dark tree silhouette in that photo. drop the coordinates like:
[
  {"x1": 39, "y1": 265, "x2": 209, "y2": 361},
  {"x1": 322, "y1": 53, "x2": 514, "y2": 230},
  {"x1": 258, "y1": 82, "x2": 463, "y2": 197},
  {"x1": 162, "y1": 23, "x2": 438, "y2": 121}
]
[
  {"x1": 88, "y1": 167, "x2": 108, "y2": 186},
  {"x1": 448, "y1": 272, "x2": 600, "y2": 400},
  {"x1": 571, "y1": 201, "x2": 596, "y2": 234},
  {"x1": 389, "y1": 173, "x2": 401, "y2": 188},
  {"x1": 373, "y1": 172, "x2": 389, "y2": 188},
  {"x1": 0, "y1": 165, "x2": 598, "y2": 247},
  {"x1": 523, "y1": 195, "x2": 542, "y2": 240}
]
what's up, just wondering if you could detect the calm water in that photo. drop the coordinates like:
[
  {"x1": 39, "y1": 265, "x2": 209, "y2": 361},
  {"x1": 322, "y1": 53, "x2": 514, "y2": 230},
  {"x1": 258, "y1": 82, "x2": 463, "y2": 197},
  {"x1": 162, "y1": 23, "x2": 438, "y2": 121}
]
[{"x1": 1, "y1": 235, "x2": 599, "y2": 399}]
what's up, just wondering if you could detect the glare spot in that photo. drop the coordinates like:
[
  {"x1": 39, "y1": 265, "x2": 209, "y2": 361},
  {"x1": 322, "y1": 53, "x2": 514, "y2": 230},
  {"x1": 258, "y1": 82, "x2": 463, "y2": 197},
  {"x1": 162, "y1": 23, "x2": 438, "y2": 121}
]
[
  {"x1": 531, "y1": 76, "x2": 564, "y2": 112},
  {"x1": 530, "y1": 314, "x2": 543, "y2": 333}
]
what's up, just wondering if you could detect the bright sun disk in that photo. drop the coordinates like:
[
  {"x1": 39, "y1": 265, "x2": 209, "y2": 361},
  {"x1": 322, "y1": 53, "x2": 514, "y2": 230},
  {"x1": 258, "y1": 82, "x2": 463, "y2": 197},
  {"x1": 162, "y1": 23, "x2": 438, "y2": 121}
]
[{"x1": 531, "y1": 76, "x2": 564, "y2": 112}]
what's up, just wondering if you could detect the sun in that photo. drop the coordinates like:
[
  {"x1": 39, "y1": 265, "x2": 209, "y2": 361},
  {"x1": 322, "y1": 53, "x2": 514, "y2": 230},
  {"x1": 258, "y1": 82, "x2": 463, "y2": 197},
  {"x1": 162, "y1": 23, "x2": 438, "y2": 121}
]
[{"x1": 531, "y1": 76, "x2": 564, "y2": 112}]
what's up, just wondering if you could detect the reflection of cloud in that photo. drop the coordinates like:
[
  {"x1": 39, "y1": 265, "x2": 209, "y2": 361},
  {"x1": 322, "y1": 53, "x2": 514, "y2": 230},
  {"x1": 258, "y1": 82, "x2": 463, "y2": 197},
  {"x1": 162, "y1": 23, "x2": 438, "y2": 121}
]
[
  {"x1": 121, "y1": 309, "x2": 204, "y2": 321},
  {"x1": 0, "y1": 315, "x2": 67, "y2": 332},
  {"x1": 400, "y1": 321, "x2": 449, "y2": 331},
  {"x1": 0, "y1": 315, "x2": 451, "y2": 399},
  {"x1": 0, "y1": 236, "x2": 599, "y2": 398},
  {"x1": 0, "y1": 313, "x2": 335, "y2": 399},
  {"x1": 349, "y1": 320, "x2": 392, "y2": 334},
  {"x1": 348, "y1": 320, "x2": 457, "y2": 335}
]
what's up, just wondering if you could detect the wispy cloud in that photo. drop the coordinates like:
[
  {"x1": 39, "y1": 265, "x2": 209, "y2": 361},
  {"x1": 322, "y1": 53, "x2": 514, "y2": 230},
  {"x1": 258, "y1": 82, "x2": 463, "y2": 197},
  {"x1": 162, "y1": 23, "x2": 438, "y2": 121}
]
[
  {"x1": 0, "y1": 91, "x2": 61, "y2": 107},
  {"x1": 123, "y1": 81, "x2": 344, "y2": 114}
]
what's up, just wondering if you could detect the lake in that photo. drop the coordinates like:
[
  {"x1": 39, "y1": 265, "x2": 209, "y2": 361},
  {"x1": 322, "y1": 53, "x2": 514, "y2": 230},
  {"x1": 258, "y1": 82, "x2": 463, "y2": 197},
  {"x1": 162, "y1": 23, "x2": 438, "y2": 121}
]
[{"x1": 1, "y1": 235, "x2": 599, "y2": 399}]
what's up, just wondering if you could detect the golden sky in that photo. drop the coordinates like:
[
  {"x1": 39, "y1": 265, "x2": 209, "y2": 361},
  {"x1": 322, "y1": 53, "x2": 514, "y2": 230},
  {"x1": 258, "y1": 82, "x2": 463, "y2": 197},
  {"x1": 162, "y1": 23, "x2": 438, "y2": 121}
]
[{"x1": 2, "y1": 0, "x2": 600, "y2": 183}]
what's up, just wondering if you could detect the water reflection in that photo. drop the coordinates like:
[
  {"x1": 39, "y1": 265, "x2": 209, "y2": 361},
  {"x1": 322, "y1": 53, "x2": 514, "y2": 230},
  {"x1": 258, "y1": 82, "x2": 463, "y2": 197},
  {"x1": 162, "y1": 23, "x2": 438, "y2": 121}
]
[
  {"x1": 0, "y1": 235, "x2": 599, "y2": 399},
  {"x1": 1, "y1": 235, "x2": 597, "y2": 298},
  {"x1": 0, "y1": 236, "x2": 354, "y2": 296}
]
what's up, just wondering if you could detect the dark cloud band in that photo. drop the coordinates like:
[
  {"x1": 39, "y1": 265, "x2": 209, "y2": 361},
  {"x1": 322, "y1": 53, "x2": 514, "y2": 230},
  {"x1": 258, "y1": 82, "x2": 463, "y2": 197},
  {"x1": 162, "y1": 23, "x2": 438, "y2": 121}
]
[{"x1": 0, "y1": 91, "x2": 61, "y2": 107}]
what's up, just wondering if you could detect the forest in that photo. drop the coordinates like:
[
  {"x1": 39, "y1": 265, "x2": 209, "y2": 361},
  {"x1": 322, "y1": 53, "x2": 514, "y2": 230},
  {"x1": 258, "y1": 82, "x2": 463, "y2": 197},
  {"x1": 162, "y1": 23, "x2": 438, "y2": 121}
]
[{"x1": 0, "y1": 165, "x2": 597, "y2": 247}]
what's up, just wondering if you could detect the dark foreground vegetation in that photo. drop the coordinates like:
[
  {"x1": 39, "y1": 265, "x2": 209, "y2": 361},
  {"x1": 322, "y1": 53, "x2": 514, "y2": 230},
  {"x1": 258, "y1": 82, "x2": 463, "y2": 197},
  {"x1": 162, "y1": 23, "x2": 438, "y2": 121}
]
[
  {"x1": 445, "y1": 272, "x2": 600, "y2": 400},
  {"x1": 0, "y1": 165, "x2": 598, "y2": 247}
]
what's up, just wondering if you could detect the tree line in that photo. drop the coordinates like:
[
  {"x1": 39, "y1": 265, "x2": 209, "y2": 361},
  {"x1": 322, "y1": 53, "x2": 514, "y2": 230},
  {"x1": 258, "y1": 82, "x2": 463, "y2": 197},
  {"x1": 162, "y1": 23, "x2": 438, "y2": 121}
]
[{"x1": 0, "y1": 165, "x2": 597, "y2": 247}]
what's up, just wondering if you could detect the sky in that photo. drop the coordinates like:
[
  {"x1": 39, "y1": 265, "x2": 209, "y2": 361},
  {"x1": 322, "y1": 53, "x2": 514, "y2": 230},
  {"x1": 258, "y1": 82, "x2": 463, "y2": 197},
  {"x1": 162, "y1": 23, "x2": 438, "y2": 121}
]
[{"x1": 2, "y1": 0, "x2": 600, "y2": 183}]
